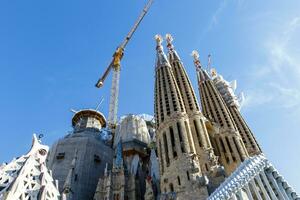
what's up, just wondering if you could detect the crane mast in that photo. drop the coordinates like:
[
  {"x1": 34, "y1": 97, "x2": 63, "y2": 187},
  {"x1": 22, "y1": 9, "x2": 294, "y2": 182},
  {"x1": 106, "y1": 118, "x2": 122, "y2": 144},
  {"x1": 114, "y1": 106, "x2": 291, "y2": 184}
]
[{"x1": 95, "y1": 0, "x2": 154, "y2": 131}]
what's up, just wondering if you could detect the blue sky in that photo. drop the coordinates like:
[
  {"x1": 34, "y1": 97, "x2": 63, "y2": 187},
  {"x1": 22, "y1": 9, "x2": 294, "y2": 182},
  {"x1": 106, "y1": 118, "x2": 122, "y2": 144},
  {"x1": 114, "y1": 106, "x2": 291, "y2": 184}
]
[{"x1": 1, "y1": 0, "x2": 299, "y2": 191}]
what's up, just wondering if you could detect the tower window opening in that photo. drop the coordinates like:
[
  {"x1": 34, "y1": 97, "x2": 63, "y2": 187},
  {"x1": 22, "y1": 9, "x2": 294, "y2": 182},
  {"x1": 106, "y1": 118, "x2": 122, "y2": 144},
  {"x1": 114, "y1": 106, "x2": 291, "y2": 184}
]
[
  {"x1": 233, "y1": 137, "x2": 243, "y2": 161},
  {"x1": 186, "y1": 171, "x2": 190, "y2": 180},
  {"x1": 219, "y1": 138, "x2": 226, "y2": 153},
  {"x1": 177, "y1": 176, "x2": 181, "y2": 185},
  {"x1": 232, "y1": 156, "x2": 237, "y2": 162},
  {"x1": 193, "y1": 120, "x2": 202, "y2": 147},
  {"x1": 56, "y1": 152, "x2": 65, "y2": 160},
  {"x1": 225, "y1": 137, "x2": 233, "y2": 153},
  {"x1": 159, "y1": 140, "x2": 164, "y2": 173},
  {"x1": 205, "y1": 163, "x2": 209, "y2": 172},
  {"x1": 163, "y1": 133, "x2": 170, "y2": 166},
  {"x1": 169, "y1": 183, "x2": 174, "y2": 192},
  {"x1": 226, "y1": 156, "x2": 230, "y2": 164},
  {"x1": 170, "y1": 127, "x2": 177, "y2": 158},
  {"x1": 74, "y1": 174, "x2": 78, "y2": 181},
  {"x1": 94, "y1": 154, "x2": 101, "y2": 163}
]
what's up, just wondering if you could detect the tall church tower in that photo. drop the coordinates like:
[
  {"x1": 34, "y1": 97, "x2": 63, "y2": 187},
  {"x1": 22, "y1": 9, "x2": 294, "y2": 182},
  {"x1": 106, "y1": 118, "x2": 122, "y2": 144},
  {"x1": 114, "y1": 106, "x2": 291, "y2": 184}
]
[
  {"x1": 165, "y1": 34, "x2": 224, "y2": 190},
  {"x1": 211, "y1": 70, "x2": 261, "y2": 156},
  {"x1": 154, "y1": 35, "x2": 208, "y2": 199},
  {"x1": 192, "y1": 51, "x2": 248, "y2": 175}
]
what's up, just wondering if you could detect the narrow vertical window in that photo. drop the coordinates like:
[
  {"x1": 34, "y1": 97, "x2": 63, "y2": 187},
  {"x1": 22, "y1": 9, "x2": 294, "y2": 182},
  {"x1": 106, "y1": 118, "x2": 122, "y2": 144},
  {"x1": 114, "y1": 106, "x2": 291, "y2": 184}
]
[
  {"x1": 186, "y1": 171, "x2": 190, "y2": 180},
  {"x1": 193, "y1": 120, "x2": 203, "y2": 147},
  {"x1": 177, "y1": 176, "x2": 181, "y2": 185},
  {"x1": 233, "y1": 137, "x2": 243, "y2": 161},
  {"x1": 170, "y1": 127, "x2": 177, "y2": 158},
  {"x1": 219, "y1": 138, "x2": 226, "y2": 153},
  {"x1": 225, "y1": 137, "x2": 233, "y2": 153},
  {"x1": 169, "y1": 183, "x2": 174, "y2": 192},
  {"x1": 159, "y1": 140, "x2": 164, "y2": 173},
  {"x1": 163, "y1": 133, "x2": 170, "y2": 166}
]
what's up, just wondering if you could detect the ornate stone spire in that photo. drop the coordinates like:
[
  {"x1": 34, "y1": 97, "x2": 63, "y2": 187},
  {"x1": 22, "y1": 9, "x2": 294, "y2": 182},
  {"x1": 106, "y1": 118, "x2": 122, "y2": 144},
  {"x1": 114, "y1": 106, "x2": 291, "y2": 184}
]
[
  {"x1": 165, "y1": 35, "x2": 223, "y2": 186},
  {"x1": 192, "y1": 50, "x2": 210, "y2": 82},
  {"x1": 155, "y1": 34, "x2": 169, "y2": 66},
  {"x1": 166, "y1": 33, "x2": 181, "y2": 61},
  {"x1": 166, "y1": 34, "x2": 199, "y2": 113},
  {"x1": 193, "y1": 50, "x2": 249, "y2": 175},
  {"x1": 154, "y1": 35, "x2": 209, "y2": 199},
  {"x1": 154, "y1": 34, "x2": 185, "y2": 128},
  {"x1": 211, "y1": 70, "x2": 262, "y2": 156}
]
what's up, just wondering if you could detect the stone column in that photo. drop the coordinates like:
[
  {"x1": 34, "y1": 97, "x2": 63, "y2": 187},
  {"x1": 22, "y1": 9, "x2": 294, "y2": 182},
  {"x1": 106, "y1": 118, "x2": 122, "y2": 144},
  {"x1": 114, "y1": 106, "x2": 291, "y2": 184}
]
[
  {"x1": 260, "y1": 171, "x2": 277, "y2": 199},
  {"x1": 229, "y1": 137, "x2": 242, "y2": 163},
  {"x1": 184, "y1": 120, "x2": 195, "y2": 154},
  {"x1": 249, "y1": 180, "x2": 263, "y2": 200},
  {"x1": 245, "y1": 185, "x2": 254, "y2": 199},
  {"x1": 255, "y1": 176, "x2": 271, "y2": 200},
  {"x1": 178, "y1": 120, "x2": 190, "y2": 154},
  {"x1": 265, "y1": 171, "x2": 286, "y2": 200}
]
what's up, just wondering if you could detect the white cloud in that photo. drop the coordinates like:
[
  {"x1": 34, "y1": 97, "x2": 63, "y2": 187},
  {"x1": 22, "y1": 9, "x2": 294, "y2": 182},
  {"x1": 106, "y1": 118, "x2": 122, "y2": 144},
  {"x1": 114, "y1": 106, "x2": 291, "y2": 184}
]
[
  {"x1": 244, "y1": 16, "x2": 300, "y2": 111},
  {"x1": 243, "y1": 89, "x2": 274, "y2": 108},
  {"x1": 199, "y1": 0, "x2": 228, "y2": 37}
]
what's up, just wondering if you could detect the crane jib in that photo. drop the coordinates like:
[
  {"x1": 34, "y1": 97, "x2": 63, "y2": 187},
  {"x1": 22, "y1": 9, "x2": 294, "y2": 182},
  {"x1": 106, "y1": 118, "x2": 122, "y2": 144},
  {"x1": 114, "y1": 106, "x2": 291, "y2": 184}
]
[
  {"x1": 120, "y1": 0, "x2": 154, "y2": 49},
  {"x1": 95, "y1": 0, "x2": 154, "y2": 131}
]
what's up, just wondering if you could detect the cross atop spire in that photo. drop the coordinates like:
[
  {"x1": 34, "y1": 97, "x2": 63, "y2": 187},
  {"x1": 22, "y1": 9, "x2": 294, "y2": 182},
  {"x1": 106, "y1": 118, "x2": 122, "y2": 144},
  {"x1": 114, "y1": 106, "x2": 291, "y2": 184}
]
[
  {"x1": 191, "y1": 50, "x2": 202, "y2": 71},
  {"x1": 165, "y1": 33, "x2": 180, "y2": 61},
  {"x1": 165, "y1": 33, "x2": 174, "y2": 50},
  {"x1": 154, "y1": 34, "x2": 169, "y2": 66},
  {"x1": 191, "y1": 50, "x2": 210, "y2": 82},
  {"x1": 155, "y1": 34, "x2": 163, "y2": 49}
]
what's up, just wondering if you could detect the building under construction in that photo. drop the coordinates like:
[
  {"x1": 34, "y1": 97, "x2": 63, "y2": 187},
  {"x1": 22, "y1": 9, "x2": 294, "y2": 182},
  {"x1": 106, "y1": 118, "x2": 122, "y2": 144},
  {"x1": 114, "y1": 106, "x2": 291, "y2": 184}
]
[{"x1": 0, "y1": 0, "x2": 299, "y2": 199}]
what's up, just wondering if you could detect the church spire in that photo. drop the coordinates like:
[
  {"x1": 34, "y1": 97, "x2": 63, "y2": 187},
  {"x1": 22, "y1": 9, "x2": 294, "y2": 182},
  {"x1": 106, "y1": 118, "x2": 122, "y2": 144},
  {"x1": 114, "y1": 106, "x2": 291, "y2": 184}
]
[
  {"x1": 211, "y1": 69, "x2": 262, "y2": 156},
  {"x1": 192, "y1": 50, "x2": 210, "y2": 83},
  {"x1": 192, "y1": 50, "x2": 249, "y2": 175},
  {"x1": 155, "y1": 34, "x2": 169, "y2": 66},
  {"x1": 165, "y1": 35, "x2": 223, "y2": 182},
  {"x1": 165, "y1": 33, "x2": 181, "y2": 61},
  {"x1": 154, "y1": 35, "x2": 209, "y2": 199}
]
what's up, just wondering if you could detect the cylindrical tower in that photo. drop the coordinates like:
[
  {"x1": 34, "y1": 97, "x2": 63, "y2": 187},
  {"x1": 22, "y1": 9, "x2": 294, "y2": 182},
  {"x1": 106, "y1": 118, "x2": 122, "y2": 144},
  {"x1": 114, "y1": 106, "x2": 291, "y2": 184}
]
[
  {"x1": 165, "y1": 34, "x2": 221, "y2": 178},
  {"x1": 211, "y1": 72, "x2": 262, "y2": 156},
  {"x1": 47, "y1": 109, "x2": 114, "y2": 200},
  {"x1": 192, "y1": 51, "x2": 249, "y2": 175},
  {"x1": 154, "y1": 35, "x2": 208, "y2": 200}
]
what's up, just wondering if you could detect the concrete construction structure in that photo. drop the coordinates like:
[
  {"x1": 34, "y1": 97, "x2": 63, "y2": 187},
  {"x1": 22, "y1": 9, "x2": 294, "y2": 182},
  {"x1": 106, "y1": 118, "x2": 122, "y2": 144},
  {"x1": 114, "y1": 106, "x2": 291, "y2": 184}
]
[{"x1": 1, "y1": 34, "x2": 299, "y2": 200}]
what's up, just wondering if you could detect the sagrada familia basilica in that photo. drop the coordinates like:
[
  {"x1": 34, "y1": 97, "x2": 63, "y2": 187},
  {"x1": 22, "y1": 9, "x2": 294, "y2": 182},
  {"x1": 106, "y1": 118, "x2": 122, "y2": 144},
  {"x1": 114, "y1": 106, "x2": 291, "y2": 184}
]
[{"x1": 0, "y1": 33, "x2": 299, "y2": 200}]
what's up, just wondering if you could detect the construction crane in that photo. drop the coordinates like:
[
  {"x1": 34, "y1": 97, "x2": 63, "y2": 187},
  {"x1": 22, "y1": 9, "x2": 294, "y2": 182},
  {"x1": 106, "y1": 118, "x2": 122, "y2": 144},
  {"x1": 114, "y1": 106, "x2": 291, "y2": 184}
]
[{"x1": 95, "y1": 0, "x2": 154, "y2": 131}]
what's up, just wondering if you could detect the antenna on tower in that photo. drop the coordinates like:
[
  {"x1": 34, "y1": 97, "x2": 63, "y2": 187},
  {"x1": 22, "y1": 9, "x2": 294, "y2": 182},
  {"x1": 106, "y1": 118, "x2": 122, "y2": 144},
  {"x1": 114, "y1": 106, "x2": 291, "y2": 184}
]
[{"x1": 96, "y1": 97, "x2": 104, "y2": 111}]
